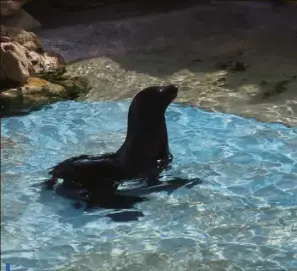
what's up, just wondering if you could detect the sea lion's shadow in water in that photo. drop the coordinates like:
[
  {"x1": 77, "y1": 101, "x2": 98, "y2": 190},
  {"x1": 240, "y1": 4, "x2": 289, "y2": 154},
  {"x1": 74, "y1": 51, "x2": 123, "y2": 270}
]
[
  {"x1": 37, "y1": 186, "x2": 144, "y2": 227},
  {"x1": 38, "y1": 177, "x2": 202, "y2": 224}
]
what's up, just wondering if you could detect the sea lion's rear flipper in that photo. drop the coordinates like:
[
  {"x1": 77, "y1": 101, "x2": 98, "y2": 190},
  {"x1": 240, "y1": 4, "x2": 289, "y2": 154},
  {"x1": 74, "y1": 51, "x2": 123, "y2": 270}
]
[
  {"x1": 55, "y1": 185, "x2": 91, "y2": 201},
  {"x1": 84, "y1": 194, "x2": 148, "y2": 210},
  {"x1": 42, "y1": 177, "x2": 58, "y2": 190}
]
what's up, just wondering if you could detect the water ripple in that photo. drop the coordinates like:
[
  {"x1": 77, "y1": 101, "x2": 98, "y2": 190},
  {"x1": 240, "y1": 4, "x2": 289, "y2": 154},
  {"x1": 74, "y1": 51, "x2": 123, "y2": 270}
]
[{"x1": 1, "y1": 101, "x2": 296, "y2": 270}]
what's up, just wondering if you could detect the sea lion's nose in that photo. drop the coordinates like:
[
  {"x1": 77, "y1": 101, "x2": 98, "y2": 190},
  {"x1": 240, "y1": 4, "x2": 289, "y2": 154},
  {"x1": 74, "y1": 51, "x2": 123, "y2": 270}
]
[
  {"x1": 161, "y1": 84, "x2": 178, "y2": 101},
  {"x1": 165, "y1": 84, "x2": 178, "y2": 92},
  {"x1": 162, "y1": 84, "x2": 178, "y2": 95}
]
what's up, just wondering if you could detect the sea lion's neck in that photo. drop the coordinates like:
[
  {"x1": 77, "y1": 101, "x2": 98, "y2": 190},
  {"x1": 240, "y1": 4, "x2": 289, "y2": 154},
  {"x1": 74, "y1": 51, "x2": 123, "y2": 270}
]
[{"x1": 116, "y1": 116, "x2": 170, "y2": 171}]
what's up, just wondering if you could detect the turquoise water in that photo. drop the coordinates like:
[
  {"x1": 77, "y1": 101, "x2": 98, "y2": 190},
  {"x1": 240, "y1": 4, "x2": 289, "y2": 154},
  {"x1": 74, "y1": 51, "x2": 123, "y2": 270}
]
[{"x1": 1, "y1": 101, "x2": 297, "y2": 271}]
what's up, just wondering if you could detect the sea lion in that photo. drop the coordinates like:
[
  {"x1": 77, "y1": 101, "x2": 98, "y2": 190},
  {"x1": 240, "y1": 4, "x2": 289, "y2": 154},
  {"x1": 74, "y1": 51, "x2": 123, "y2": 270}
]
[{"x1": 43, "y1": 84, "x2": 200, "y2": 210}]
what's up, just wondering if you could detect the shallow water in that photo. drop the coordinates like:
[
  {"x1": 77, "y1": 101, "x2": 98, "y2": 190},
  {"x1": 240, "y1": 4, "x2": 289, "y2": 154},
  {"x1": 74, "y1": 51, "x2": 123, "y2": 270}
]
[{"x1": 1, "y1": 101, "x2": 297, "y2": 271}]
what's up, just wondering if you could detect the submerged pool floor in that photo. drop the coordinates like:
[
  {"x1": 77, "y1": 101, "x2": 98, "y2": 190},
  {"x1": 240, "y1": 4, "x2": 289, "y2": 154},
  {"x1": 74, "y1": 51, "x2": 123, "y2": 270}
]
[{"x1": 1, "y1": 101, "x2": 297, "y2": 271}]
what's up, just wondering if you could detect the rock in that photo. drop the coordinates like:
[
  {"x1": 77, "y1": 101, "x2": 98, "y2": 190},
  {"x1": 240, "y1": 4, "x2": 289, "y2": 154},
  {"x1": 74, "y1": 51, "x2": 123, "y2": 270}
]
[
  {"x1": 3, "y1": 9, "x2": 41, "y2": 31},
  {"x1": 0, "y1": 35, "x2": 10, "y2": 42},
  {"x1": 50, "y1": 0, "x2": 107, "y2": 10},
  {"x1": 0, "y1": 0, "x2": 27, "y2": 16},
  {"x1": 215, "y1": 60, "x2": 248, "y2": 72},
  {"x1": 0, "y1": 25, "x2": 65, "y2": 87},
  {"x1": 2, "y1": 24, "x2": 43, "y2": 51},
  {"x1": 0, "y1": 70, "x2": 91, "y2": 117},
  {"x1": 0, "y1": 41, "x2": 34, "y2": 85},
  {"x1": 0, "y1": 26, "x2": 88, "y2": 117},
  {"x1": 35, "y1": 67, "x2": 91, "y2": 99},
  {"x1": 1, "y1": 1, "x2": 41, "y2": 30}
]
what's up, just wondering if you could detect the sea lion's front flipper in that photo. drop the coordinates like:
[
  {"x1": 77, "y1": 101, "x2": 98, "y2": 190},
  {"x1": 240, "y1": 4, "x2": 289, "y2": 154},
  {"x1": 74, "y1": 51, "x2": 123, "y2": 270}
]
[
  {"x1": 116, "y1": 177, "x2": 202, "y2": 197},
  {"x1": 163, "y1": 177, "x2": 202, "y2": 193},
  {"x1": 106, "y1": 210, "x2": 144, "y2": 222}
]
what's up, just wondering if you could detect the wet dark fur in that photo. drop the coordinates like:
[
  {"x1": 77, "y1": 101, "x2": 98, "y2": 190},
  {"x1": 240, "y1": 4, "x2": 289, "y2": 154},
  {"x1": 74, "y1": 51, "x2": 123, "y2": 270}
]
[{"x1": 43, "y1": 85, "x2": 201, "y2": 213}]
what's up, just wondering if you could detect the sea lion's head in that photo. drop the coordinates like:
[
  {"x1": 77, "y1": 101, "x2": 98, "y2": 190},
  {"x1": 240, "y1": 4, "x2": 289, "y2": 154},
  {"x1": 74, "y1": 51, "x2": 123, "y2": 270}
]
[
  {"x1": 128, "y1": 84, "x2": 178, "y2": 125},
  {"x1": 117, "y1": 85, "x2": 178, "y2": 170}
]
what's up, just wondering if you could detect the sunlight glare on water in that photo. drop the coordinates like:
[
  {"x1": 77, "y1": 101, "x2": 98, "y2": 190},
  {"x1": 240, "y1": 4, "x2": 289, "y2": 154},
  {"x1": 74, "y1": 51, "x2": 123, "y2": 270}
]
[{"x1": 1, "y1": 101, "x2": 297, "y2": 271}]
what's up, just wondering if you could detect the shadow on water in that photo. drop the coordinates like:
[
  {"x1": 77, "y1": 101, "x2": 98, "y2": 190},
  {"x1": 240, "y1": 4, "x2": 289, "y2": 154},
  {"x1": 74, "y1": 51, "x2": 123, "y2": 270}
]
[
  {"x1": 0, "y1": 108, "x2": 38, "y2": 118},
  {"x1": 0, "y1": 104, "x2": 55, "y2": 118},
  {"x1": 37, "y1": 187, "x2": 146, "y2": 226},
  {"x1": 37, "y1": 177, "x2": 202, "y2": 224}
]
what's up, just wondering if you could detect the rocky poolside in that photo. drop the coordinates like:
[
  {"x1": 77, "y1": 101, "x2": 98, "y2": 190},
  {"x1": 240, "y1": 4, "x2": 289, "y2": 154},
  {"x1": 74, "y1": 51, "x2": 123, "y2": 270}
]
[
  {"x1": 36, "y1": 1, "x2": 297, "y2": 127},
  {"x1": 1, "y1": 1, "x2": 297, "y2": 127}
]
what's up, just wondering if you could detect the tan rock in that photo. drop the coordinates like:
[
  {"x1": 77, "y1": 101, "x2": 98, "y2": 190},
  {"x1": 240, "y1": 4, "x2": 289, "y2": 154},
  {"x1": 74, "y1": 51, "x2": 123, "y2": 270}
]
[
  {"x1": 0, "y1": 25, "x2": 81, "y2": 116},
  {"x1": 0, "y1": 41, "x2": 34, "y2": 85},
  {"x1": 40, "y1": 51, "x2": 65, "y2": 71},
  {"x1": 0, "y1": 25, "x2": 65, "y2": 86},
  {"x1": 1, "y1": 25, "x2": 43, "y2": 51},
  {"x1": 0, "y1": 75, "x2": 91, "y2": 116}
]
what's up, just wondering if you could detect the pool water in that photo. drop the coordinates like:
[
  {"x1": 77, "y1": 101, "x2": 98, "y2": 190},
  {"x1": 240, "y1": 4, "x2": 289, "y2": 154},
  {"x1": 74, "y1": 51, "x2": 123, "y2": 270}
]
[{"x1": 1, "y1": 101, "x2": 297, "y2": 271}]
